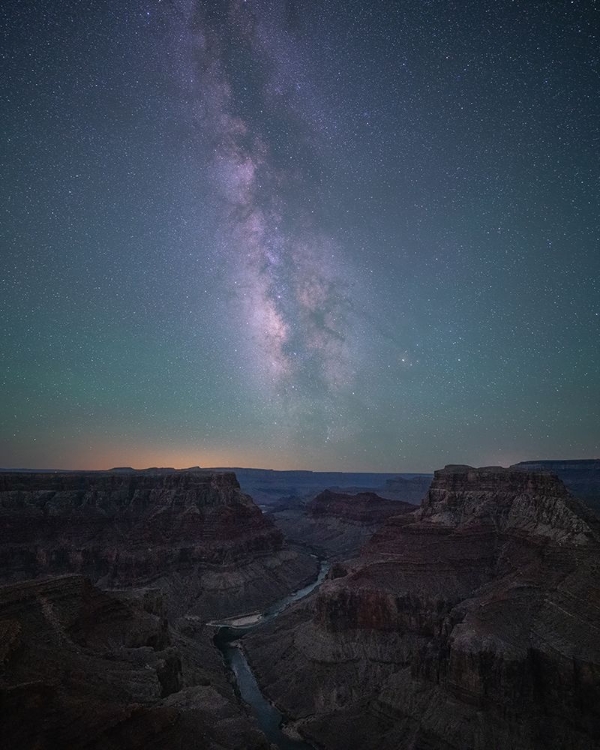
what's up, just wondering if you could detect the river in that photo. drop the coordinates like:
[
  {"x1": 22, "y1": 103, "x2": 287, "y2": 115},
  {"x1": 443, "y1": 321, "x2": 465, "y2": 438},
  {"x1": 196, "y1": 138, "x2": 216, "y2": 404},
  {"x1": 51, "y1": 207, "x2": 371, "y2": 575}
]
[{"x1": 213, "y1": 559, "x2": 330, "y2": 750}]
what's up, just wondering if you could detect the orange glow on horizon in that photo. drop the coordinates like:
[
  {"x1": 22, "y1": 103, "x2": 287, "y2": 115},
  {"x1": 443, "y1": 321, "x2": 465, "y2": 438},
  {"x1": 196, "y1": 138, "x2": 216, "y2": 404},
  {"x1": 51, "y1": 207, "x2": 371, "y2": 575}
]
[
  {"x1": 7, "y1": 436, "x2": 436, "y2": 474},
  {"x1": 61, "y1": 442, "x2": 285, "y2": 472}
]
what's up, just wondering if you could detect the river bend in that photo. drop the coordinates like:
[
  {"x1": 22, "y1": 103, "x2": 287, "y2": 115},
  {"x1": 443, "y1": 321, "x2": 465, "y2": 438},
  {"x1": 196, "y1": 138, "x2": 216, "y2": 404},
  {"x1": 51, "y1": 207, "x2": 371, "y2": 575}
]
[{"x1": 214, "y1": 559, "x2": 330, "y2": 749}]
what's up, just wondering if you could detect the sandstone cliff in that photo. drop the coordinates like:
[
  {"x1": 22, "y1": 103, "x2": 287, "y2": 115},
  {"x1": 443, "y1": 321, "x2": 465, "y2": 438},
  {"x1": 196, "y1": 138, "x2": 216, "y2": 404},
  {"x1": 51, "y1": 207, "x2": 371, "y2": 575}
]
[
  {"x1": 0, "y1": 470, "x2": 318, "y2": 620},
  {"x1": 245, "y1": 465, "x2": 600, "y2": 750}
]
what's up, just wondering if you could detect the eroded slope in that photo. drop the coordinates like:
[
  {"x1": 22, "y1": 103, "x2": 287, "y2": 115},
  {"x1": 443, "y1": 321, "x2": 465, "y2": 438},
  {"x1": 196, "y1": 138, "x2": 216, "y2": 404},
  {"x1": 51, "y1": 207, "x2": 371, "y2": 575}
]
[{"x1": 245, "y1": 465, "x2": 600, "y2": 750}]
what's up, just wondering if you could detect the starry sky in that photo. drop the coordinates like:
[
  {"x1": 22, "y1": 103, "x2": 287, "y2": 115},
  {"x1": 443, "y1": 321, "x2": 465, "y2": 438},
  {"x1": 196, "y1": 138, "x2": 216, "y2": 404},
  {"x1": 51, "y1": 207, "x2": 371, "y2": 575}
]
[{"x1": 1, "y1": 0, "x2": 599, "y2": 472}]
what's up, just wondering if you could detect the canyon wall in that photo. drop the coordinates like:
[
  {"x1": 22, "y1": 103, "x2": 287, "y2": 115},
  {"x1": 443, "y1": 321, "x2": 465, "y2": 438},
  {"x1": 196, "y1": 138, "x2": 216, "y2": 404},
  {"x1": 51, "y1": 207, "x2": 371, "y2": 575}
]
[
  {"x1": 0, "y1": 574, "x2": 270, "y2": 749},
  {"x1": 0, "y1": 470, "x2": 318, "y2": 619},
  {"x1": 512, "y1": 459, "x2": 600, "y2": 515},
  {"x1": 245, "y1": 465, "x2": 600, "y2": 750},
  {"x1": 271, "y1": 489, "x2": 416, "y2": 560},
  {"x1": 0, "y1": 468, "x2": 321, "y2": 749}
]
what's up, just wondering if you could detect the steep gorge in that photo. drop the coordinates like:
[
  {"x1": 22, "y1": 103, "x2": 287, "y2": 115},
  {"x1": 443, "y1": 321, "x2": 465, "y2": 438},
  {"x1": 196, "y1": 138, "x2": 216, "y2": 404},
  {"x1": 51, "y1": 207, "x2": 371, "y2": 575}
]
[
  {"x1": 3, "y1": 465, "x2": 599, "y2": 749},
  {"x1": 0, "y1": 574, "x2": 273, "y2": 749},
  {"x1": 244, "y1": 466, "x2": 600, "y2": 750},
  {"x1": 0, "y1": 469, "x2": 319, "y2": 750}
]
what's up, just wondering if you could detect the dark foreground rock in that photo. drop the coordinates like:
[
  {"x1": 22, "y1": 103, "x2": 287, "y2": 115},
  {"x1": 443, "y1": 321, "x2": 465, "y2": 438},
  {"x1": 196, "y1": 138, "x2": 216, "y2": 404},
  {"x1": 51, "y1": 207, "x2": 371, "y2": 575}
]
[
  {"x1": 245, "y1": 465, "x2": 600, "y2": 750},
  {"x1": 0, "y1": 469, "x2": 320, "y2": 748},
  {"x1": 0, "y1": 575, "x2": 269, "y2": 750}
]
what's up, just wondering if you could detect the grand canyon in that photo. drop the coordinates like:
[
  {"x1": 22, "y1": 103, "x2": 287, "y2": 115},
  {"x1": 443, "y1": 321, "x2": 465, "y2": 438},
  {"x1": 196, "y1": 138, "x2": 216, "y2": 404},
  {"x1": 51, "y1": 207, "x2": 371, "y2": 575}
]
[
  {"x1": 5, "y1": 0, "x2": 598, "y2": 747},
  {"x1": 0, "y1": 461, "x2": 598, "y2": 749}
]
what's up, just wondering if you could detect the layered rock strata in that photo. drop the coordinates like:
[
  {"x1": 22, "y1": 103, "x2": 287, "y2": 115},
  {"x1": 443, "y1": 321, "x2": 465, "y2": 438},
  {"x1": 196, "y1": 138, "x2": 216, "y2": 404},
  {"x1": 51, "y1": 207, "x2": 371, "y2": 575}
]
[
  {"x1": 245, "y1": 465, "x2": 600, "y2": 750},
  {"x1": 225, "y1": 468, "x2": 431, "y2": 514},
  {"x1": 271, "y1": 489, "x2": 415, "y2": 560},
  {"x1": 0, "y1": 470, "x2": 317, "y2": 619},
  {"x1": 0, "y1": 469, "x2": 321, "y2": 749},
  {"x1": 512, "y1": 459, "x2": 600, "y2": 515},
  {"x1": 308, "y1": 490, "x2": 416, "y2": 524},
  {"x1": 0, "y1": 575, "x2": 269, "y2": 750}
]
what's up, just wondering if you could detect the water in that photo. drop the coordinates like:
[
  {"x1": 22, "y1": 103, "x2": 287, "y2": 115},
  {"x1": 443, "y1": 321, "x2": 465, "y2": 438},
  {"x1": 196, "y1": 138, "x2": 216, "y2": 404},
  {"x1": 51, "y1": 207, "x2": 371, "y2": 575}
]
[
  {"x1": 214, "y1": 559, "x2": 330, "y2": 750},
  {"x1": 224, "y1": 642, "x2": 311, "y2": 750}
]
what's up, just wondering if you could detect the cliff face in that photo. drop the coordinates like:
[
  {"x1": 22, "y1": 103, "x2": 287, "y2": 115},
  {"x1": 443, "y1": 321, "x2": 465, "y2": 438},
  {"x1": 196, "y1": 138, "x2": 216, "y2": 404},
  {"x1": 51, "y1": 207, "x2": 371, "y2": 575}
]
[
  {"x1": 245, "y1": 466, "x2": 600, "y2": 750},
  {"x1": 0, "y1": 575, "x2": 270, "y2": 750},
  {"x1": 512, "y1": 459, "x2": 600, "y2": 515},
  {"x1": 0, "y1": 470, "x2": 281, "y2": 576},
  {"x1": 273, "y1": 489, "x2": 414, "y2": 561},
  {"x1": 0, "y1": 470, "x2": 317, "y2": 619},
  {"x1": 308, "y1": 489, "x2": 415, "y2": 524},
  {"x1": 0, "y1": 470, "x2": 319, "y2": 749}
]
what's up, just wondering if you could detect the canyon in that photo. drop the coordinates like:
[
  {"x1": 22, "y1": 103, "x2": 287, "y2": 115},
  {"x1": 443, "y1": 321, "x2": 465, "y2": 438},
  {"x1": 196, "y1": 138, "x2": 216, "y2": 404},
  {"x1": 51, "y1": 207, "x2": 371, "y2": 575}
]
[
  {"x1": 272, "y1": 489, "x2": 416, "y2": 560},
  {"x1": 244, "y1": 465, "x2": 600, "y2": 750},
  {"x1": 0, "y1": 470, "x2": 317, "y2": 619},
  {"x1": 0, "y1": 574, "x2": 272, "y2": 749},
  {"x1": 1, "y1": 464, "x2": 599, "y2": 749},
  {"x1": 0, "y1": 469, "x2": 317, "y2": 749}
]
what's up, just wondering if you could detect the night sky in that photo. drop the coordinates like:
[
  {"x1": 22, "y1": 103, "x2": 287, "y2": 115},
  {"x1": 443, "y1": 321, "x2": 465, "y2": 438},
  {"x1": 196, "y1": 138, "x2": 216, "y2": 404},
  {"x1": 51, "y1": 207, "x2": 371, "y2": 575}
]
[{"x1": 1, "y1": 0, "x2": 599, "y2": 472}]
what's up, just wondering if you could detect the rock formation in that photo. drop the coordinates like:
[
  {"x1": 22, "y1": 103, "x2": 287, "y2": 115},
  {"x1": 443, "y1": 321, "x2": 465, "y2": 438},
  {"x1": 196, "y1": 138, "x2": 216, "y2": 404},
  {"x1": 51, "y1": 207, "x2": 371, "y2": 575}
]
[
  {"x1": 244, "y1": 465, "x2": 600, "y2": 750},
  {"x1": 0, "y1": 469, "x2": 323, "y2": 749},
  {"x1": 0, "y1": 575, "x2": 270, "y2": 750},
  {"x1": 512, "y1": 459, "x2": 600, "y2": 516},
  {"x1": 223, "y1": 467, "x2": 431, "y2": 510},
  {"x1": 0, "y1": 470, "x2": 317, "y2": 619},
  {"x1": 272, "y1": 489, "x2": 415, "y2": 560},
  {"x1": 308, "y1": 489, "x2": 415, "y2": 523}
]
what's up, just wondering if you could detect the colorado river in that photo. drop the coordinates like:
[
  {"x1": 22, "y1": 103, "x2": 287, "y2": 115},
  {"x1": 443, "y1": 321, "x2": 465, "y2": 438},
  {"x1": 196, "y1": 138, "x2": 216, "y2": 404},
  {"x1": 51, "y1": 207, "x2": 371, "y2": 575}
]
[{"x1": 214, "y1": 560, "x2": 330, "y2": 750}]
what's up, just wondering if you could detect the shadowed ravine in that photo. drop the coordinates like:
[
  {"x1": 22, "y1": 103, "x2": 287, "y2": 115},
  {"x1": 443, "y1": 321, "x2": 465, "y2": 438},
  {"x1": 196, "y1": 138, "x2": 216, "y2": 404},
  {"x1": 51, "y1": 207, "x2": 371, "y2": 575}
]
[{"x1": 214, "y1": 559, "x2": 330, "y2": 749}]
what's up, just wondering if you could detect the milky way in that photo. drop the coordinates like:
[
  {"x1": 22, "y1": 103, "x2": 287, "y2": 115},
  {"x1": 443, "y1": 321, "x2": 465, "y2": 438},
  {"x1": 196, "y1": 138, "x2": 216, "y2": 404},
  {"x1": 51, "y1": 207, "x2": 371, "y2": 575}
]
[
  {"x1": 170, "y1": 0, "x2": 365, "y2": 436},
  {"x1": 1, "y1": 0, "x2": 598, "y2": 470}
]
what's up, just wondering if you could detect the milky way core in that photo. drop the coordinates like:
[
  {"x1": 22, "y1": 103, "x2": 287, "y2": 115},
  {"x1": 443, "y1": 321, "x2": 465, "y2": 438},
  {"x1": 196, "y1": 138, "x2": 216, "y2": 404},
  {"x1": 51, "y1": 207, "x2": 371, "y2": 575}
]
[{"x1": 1, "y1": 0, "x2": 598, "y2": 470}]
